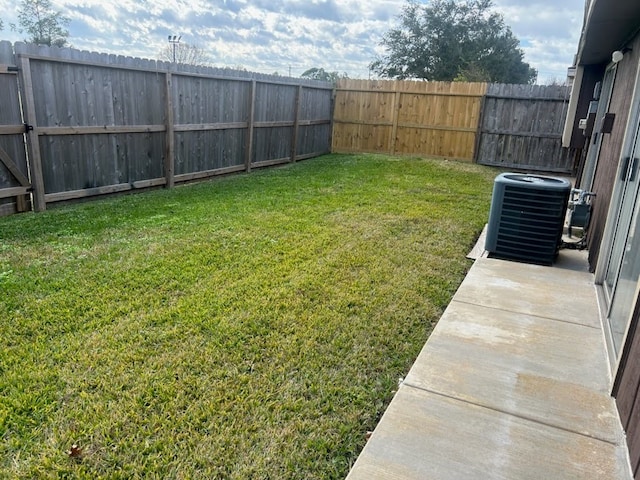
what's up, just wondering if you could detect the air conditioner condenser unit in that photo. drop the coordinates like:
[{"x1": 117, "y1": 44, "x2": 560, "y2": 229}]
[{"x1": 485, "y1": 173, "x2": 572, "y2": 265}]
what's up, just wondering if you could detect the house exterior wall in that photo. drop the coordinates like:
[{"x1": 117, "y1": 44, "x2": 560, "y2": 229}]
[
  {"x1": 587, "y1": 35, "x2": 640, "y2": 270},
  {"x1": 568, "y1": 64, "x2": 605, "y2": 151},
  {"x1": 568, "y1": 64, "x2": 605, "y2": 188},
  {"x1": 585, "y1": 30, "x2": 640, "y2": 477},
  {"x1": 569, "y1": 20, "x2": 640, "y2": 473},
  {"x1": 613, "y1": 297, "x2": 640, "y2": 478}
]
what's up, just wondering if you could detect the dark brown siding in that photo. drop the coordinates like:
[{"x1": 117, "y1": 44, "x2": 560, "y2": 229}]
[
  {"x1": 587, "y1": 34, "x2": 640, "y2": 270},
  {"x1": 572, "y1": 65, "x2": 605, "y2": 187},
  {"x1": 570, "y1": 64, "x2": 606, "y2": 150},
  {"x1": 614, "y1": 295, "x2": 640, "y2": 478}
]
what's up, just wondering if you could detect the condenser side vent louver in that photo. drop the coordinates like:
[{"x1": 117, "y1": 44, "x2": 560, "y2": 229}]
[{"x1": 485, "y1": 173, "x2": 571, "y2": 265}]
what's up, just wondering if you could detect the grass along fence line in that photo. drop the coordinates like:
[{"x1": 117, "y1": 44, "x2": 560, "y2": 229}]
[{"x1": 0, "y1": 153, "x2": 498, "y2": 478}]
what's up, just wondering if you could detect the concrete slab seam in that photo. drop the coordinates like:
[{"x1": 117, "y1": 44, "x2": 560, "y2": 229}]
[
  {"x1": 399, "y1": 381, "x2": 624, "y2": 447},
  {"x1": 450, "y1": 299, "x2": 602, "y2": 330}
]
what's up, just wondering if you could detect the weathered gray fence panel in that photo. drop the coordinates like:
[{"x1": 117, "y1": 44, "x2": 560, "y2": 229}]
[
  {"x1": 475, "y1": 83, "x2": 576, "y2": 173},
  {"x1": 171, "y1": 75, "x2": 249, "y2": 176},
  {"x1": 19, "y1": 44, "x2": 169, "y2": 200},
  {"x1": 252, "y1": 82, "x2": 298, "y2": 165},
  {"x1": 1, "y1": 42, "x2": 332, "y2": 214},
  {"x1": 297, "y1": 87, "x2": 333, "y2": 158}
]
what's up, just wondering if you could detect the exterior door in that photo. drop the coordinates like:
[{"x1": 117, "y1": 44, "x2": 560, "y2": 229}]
[{"x1": 603, "y1": 116, "x2": 640, "y2": 359}]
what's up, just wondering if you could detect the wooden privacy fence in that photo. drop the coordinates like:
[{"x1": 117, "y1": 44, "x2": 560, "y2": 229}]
[
  {"x1": 332, "y1": 79, "x2": 487, "y2": 161},
  {"x1": 0, "y1": 42, "x2": 333, "y2": 215},
  {"x1": 1, "y1": 44, "x2": 577, "y2": 217},
  {"x1": 332, "y1": 79, "x2": 577, "y2": 173},
  {"x1": 476, "y1": 83, "x2": 574, "y2": 172}
]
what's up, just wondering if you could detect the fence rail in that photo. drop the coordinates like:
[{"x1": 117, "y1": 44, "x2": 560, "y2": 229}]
[{"x1": 0, "y1": 41, "x2": 333, "y2": 215}]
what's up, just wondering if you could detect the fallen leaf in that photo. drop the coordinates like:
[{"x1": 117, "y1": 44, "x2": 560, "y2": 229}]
[{"x1": 67, "y1": 444, "x2": 83, "y2": 459}]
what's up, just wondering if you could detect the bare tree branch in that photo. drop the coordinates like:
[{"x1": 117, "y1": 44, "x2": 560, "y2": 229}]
[{"x1": 158, "y1": 42, "x2": 212, "y2": 66}]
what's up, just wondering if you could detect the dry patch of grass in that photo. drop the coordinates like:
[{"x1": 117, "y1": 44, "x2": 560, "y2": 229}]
[{"x1": 0, "y1": 154, "x2": 498, "y2": 478}]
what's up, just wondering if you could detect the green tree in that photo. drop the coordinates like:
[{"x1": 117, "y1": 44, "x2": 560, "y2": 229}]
[
  {"x1": 300, "y1": 67, "x2": 348, "y2": 83},
  {"x1": 371, "y1": 0, "x2": 536, "y2": 84},
  {"x1": 17, "y1": 0, "x2": 70, "y2": 47}
]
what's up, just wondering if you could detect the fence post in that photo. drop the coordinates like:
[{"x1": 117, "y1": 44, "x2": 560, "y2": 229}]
[
  {"x1": 390, "y1": 90, "x2": 401, "y2": 156},
  {"x1": 329, "y1": 87, "x2": 336, "y2": 153},
  {"x1": 164, "y1": 72, "x2": 175, "y2": 188},
  {"x1": 291, "y1": 84, "x2": 302, "y2": 162},
  {"x1": 245, "y1": 80, "x2": 256, "y2": 172},
  {"x1": 17, "y1": 55, "x2": 46, "y2": 212},
  {"x1": 472, "y1": 93, "x2": 487, "y2": 164}
]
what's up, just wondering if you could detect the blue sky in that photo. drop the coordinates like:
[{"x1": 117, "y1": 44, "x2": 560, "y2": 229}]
[{"x1": 0, "y1": 0, "x2": 585, "y2": 83}]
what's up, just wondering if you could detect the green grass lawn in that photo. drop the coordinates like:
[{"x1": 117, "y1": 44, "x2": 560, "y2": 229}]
[{"x1": 0, "y1": 153, "x2": 498, "y2": 479}]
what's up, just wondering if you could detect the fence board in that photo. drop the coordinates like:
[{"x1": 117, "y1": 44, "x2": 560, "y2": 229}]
[{"x1": 16, "y1": 48, "x2": 46, "y2": 211}]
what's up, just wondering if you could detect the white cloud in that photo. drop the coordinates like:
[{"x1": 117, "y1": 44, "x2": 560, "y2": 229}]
[
  {"x1": 493, "y1": 0, "x2": 584, "y2": 82},
  {"x1": 0, "y1": 0, "x2": 584, "y2": 82}
]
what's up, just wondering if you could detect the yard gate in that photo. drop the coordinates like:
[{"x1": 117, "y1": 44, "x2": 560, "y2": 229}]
[{"x1": 0, "y1": 42, "x2": 31, "y2": 215}]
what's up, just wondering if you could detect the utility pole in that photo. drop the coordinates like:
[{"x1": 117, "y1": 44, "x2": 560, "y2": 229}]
[{"x1": 168, "y1": 35, "x2": 181, "y2": 63}]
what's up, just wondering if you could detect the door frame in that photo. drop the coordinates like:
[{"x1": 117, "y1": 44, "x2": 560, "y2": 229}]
[{"x1": 595, "y1": 60, "x2": 640, "y2": 377}]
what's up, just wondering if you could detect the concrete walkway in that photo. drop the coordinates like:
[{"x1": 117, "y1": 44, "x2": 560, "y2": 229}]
[{"x1": 347, "y1": 250, "x2": 632, "y2": 479}]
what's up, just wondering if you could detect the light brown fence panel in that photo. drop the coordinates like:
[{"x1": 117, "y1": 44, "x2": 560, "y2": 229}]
[
  {"x1": 394, "y1": 82, "x2": 485, "y2": 160},
  {"x1": 333, "y1": 79, "x2": 487, "y2": 161},
  {"x1": 0, "y1": 41, "x2": 30, "y2": 215},
  {"x1": 476, "y1": 83, "x2": 576, "y2": 173},
  {"x1": 332, "y1": 81, "x2": 396, "y2": 153}
]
